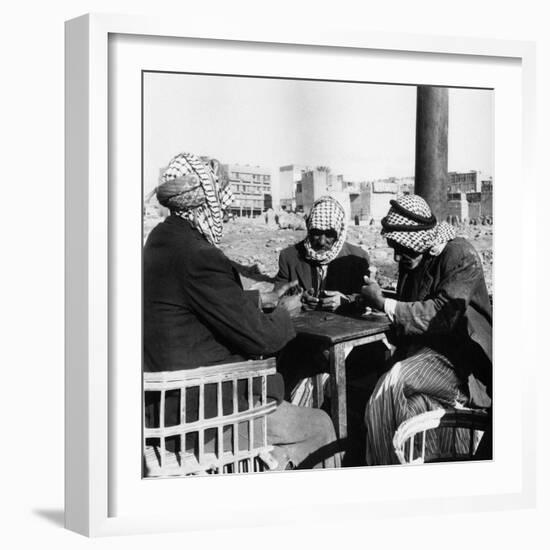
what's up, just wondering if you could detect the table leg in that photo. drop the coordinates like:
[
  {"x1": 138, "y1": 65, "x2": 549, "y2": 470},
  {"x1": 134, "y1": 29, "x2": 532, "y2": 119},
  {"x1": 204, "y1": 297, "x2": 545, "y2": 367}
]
[
  {"x1": 329, "y1": 343, "x2": 348, "y2": 440},
  {"x1": 312, "y1": 374, "x2": 325, "y2": 408}
]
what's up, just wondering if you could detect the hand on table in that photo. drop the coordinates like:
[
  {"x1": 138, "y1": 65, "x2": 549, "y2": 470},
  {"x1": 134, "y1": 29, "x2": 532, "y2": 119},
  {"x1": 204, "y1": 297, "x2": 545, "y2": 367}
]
[
  {"x1": 319, "y1": 290, "x2": 347, "y2": 312},
  {"x1": 360, "y1": 276, "x2": 385, "y2": 311},
  {"x1": 301, "y1": 288, "x2": 319, "y2": 311},
  {"x1": 260, "y1": 280, "x2": 300, "y2": 309},
  {"x1": 277, "y1": 293, "x2": 303, "y2": 318}
]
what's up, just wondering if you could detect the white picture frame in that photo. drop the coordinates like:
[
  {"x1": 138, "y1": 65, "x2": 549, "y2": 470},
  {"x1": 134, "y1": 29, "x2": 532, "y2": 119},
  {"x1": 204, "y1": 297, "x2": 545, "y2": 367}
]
[{"x1": 65, "y1": 13, "x2": 537, "y2": 537}]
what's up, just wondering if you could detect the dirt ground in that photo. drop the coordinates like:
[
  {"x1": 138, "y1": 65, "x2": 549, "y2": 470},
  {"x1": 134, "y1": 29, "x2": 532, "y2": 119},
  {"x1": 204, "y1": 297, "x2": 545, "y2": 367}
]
[{"x1": 144, "y1": 213, "x2": 493, "y2": 295}]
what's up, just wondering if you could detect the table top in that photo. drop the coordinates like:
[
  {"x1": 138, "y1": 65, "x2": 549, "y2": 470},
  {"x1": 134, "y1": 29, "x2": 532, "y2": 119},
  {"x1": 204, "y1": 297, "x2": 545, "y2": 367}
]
[{"x1": 292, "y1": 310, "x2": 391, "y2": 345}]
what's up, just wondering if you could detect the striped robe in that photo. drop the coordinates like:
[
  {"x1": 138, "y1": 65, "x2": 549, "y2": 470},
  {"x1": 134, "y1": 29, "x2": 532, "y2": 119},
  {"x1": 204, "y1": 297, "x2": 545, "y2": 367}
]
[{"x1": 364, "y1": 347, "x2": 471, "y2": 465}]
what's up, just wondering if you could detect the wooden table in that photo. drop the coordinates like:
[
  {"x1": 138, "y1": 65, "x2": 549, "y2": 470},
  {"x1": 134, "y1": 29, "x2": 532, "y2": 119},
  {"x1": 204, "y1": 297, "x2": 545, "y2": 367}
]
[{"x1": 292, "y1": 310, "x2": 391, "y2": 440}]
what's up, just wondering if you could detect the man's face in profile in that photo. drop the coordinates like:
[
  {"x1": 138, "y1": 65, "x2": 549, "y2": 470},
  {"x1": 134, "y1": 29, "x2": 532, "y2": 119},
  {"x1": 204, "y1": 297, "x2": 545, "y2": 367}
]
[
  {"x1": 309, "y1": 228, "x2": 337, "y2": 252},
  {"x1": 388, "y1": 239, "x2": 423, "y2": 271}
]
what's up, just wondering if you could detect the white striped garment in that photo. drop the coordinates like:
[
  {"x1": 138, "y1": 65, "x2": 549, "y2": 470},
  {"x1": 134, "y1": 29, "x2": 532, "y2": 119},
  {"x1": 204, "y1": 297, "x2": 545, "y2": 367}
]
[{"x1": 364, "y1": 347, "x2": 471, "y2": 465}]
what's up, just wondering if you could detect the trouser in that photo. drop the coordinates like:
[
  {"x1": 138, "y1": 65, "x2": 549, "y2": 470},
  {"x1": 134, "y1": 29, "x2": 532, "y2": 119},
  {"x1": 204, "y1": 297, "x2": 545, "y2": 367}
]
[
  {"x1": 265, "y1": 400, "x2": 340, "y2": 469},
  {"x1": 206, "y1": 400, "x2": 340, "y2": 469},
  {"x1": 144, "y1": 399, "x2": 340, "y2": 475},
  {"x1": 364, "y1": 347, "x2": 472, "y2": 466}
]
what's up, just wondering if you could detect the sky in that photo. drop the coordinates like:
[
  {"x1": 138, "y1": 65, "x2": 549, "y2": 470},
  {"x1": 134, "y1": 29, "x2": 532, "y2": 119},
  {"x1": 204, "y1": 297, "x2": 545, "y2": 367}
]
[{"x1": 143, "y1": 72, "x2": 493, "y2": 195}]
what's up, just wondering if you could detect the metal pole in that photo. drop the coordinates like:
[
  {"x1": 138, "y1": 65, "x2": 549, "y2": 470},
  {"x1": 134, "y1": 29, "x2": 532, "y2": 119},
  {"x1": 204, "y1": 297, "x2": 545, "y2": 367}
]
[{"x1": 415, "y1": 86, "x2": 449, "y2": 220}]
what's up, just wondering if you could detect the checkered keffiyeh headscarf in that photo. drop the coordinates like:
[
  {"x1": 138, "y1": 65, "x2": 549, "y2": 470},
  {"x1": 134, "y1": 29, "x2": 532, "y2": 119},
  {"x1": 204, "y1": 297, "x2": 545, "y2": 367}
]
[
  {"x1": 381, "y1": 194, "x2": 456, "y2": 255},
  {"x1": 303, "y1": 196, "x2": 347, "y2": 265},
  {"x1": 156, "y1": 153, "x2": 233, "y2": 246}
]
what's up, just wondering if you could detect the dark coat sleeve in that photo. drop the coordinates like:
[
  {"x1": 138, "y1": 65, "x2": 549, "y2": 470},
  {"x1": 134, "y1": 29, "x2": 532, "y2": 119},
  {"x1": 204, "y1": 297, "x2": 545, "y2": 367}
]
[
  {"x1": 394, "y1": 242, "x2": 485, "y2": 336},
  {"x1": 181, "y1": 244, "x2": 296, "y2": 357},
  {"x1": 343, "y1": 245, "x2": 370, "y2": 294},
  {"x1": 274, "y1": 248, "x2": 292, "y2": 290}
]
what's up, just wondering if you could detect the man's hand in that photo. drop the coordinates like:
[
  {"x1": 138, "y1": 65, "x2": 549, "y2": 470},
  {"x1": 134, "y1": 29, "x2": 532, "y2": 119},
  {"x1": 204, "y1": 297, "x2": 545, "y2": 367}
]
[
  {"x1": 277, "y1": 293, "x2": 303, "y2": 318},
  {"x1": 319, "y1": 290, "x2": 346, "y2": 312},
  {"x1": 277, "y1": 279, "x2": 301, "y2": 297},
  {"x1": 301, "y1": 288, "x2": 319, "y2": 310},
  {"x1": 261, "y1": 280, "x2": 300, "y2": 309},
  {"x1": 361, "y1": 276, "x2": 385, "y2": 311}
]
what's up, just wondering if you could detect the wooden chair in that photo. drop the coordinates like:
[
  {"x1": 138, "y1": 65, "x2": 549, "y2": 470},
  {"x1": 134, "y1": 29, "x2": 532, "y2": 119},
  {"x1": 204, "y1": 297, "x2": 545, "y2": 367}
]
[
  {"x1": 143, "y1": 358, "x2": 279, "y2": 477},
  {"x1": 392, "y1": 408, "x2": 490, "y2": 465}
]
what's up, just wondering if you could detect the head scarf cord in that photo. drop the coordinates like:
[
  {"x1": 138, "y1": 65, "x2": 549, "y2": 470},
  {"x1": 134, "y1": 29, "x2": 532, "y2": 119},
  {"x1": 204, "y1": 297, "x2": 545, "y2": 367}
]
[
  {"x1": 303, "y1": 196, "x2": 347, "y2": 265},
  {"x1": 155, "y1": 152, "x2": 233, "y2": 246},
  {"x1": 381, "y1": 194, "x2": 456, "y2": 256}
]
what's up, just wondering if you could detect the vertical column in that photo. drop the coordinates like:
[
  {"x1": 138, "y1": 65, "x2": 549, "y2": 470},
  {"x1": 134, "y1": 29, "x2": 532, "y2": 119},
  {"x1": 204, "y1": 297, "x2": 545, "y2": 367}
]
[{"x1": 415, "y1": 86, "x2": 449, "y2": 220}]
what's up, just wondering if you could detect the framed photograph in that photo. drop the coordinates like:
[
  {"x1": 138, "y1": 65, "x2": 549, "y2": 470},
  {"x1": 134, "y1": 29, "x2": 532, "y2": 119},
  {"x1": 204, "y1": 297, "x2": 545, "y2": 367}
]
[{"x1": 65, "y1": 13, "x2": 536, "y2": 536}]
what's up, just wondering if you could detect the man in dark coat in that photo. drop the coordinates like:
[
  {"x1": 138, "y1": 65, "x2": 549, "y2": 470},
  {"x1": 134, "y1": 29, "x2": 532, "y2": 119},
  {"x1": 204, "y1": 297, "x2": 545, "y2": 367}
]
[
  {"x1": 143, "y1": 152, "x2": 339, "y2": 471},
  {"x1": 275, "y1": 195, "x2": 370, "y2": 312},
  {"x1": 274, "y1": 196, "x2": 370, "y2": 405},
  {"x1": 360, "y1": 194, "x2": 492, "y2": 465}
]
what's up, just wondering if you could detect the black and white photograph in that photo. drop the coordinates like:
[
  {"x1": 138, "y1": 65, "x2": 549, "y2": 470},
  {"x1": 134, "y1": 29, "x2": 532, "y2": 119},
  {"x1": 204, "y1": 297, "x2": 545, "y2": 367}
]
[
  {"x1": 5, "y1": 0, "x2": 547, "y2": 545},
  {"x1": 142, "y1": 72, "x2": 494, "y2": 477}
]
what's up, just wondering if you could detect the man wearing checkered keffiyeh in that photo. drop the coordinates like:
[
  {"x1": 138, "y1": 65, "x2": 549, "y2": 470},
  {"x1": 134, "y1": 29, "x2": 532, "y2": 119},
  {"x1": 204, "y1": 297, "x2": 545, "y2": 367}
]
[
  {"x1": 155, "y1": 152, "x2": 233, "y2": 246},
  {"x1": 303, "y1": 195, "x2": 347, "y2": 265},
  {"x1": 274, "y1": 195, "x2": 370, "y2": 406},
  {"x1": 276, "y1": 195, "x2": 369, "y2": 312},
  {"x1": 361, "y1": 194, "x2": 493, "y2": 466},
  {"x1": 380, "y1": 194, "x2": 457, "y2": 257},
  {"x1": 143, "y1": 153, "x2": 341, "y2": 472}
]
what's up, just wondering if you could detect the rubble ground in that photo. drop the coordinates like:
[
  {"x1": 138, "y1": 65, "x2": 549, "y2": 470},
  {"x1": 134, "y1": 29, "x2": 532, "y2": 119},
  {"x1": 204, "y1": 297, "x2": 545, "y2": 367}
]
[
  {"x1": 144, "y1": 214, "x2": 493, "y2": 295},
  {"x1": 221, "y1": 218, "x2": 493, "y2": 294}
]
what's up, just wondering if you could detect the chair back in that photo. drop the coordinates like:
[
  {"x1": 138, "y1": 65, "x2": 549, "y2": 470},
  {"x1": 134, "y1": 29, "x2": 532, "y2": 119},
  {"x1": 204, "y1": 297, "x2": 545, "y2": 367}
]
[
  {"x1": 393, "y1": 408, "x2": 490, "y2": 465},
  {"x1": 144, "y1": 358, "x2": 278, "y2": 477}
]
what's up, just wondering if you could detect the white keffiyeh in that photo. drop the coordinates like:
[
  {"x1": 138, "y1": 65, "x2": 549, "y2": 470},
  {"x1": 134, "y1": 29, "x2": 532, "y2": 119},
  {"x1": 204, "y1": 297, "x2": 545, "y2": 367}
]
[{"x1": 303, "y1": 196, "x2": 347, "y2": 265}]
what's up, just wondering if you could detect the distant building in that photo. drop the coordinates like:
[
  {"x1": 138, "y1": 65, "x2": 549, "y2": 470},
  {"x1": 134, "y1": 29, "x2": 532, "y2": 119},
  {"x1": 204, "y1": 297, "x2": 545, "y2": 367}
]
[
  {"x1": 295, "y1": 167, "x2": 351, "y2": 219},
  {"x1": 480, "y1": 179, "x2": 493, "y2": 217},
  {"x1": 446, "y1": 189, "x2": 493, "y2": 222},
  {"x1": 223, "y1": 163, "x2": 273, "y2": 218},
  {"x1": 348, "y1": 177, "x2": 415, "y2": 222},
  {"x1": 275, "y1": 164, "x2": 493, "y2": 224},
  {"x1": 448, "y1": 170, "x2": 492, "y2": 194},
  {"x1": 278, "y1": 165, "x2": 310, "y2": 210},
  {"x1": 480, "y1": 187, "x2": 493, "y2": 218},
  {"x1": 444, "y1": 171, "x2": 493, "y2": 221},
  {"x1": 446, "y1": 192, "x2": 469, "y2": 222},
  {"x1": 467, "y1": 191, "x2": 492, "y2": 220},
  {"x1": 481, "y1": 180, "x2": 492, "y2": 193}
]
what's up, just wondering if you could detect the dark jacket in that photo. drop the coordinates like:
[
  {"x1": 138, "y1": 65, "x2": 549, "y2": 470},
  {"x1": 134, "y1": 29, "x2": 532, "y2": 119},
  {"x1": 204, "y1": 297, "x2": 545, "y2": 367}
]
[
  {"x1": 393, "y1": 237, "x2": 492, "y2": 386},
  {"x1": 143, "y1": 215, "x2": 295, "y2": 421},
  {"x1": 274, "y1": 241, "x2": 370, "y2": 310}
]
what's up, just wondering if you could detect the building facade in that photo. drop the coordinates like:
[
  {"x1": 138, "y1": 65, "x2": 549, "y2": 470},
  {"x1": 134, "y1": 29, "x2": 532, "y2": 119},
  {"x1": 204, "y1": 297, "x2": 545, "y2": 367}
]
[
  {"x1": 446, "y1": 192, "x2": 469, "y2": 221},
  {"x1": 445, "y1": 190, "x2": 493, "y2": 222},
  {"x1": 278, "y1": 164, "x2": 309, "y2": 210},
  {"x1": 348, "y1": 177, "x2": 414, "y2": 222},
  {"x1": 294, "y1": 167, "x2": 351, "y2": 219},
  {"x1": 448, "y1": 170, "x2": 492, "y2": 194},
  {"x1": 223, "y1": 163, "x2": 273, "y2": 218}
]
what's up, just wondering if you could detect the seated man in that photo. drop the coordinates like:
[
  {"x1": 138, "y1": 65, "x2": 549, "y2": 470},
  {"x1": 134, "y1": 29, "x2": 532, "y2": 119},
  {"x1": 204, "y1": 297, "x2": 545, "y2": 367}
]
[
  {"x1": 275, "y1": 195, "x2": 369, "y2": 312},
  {"x1": 274, "y1": 195, "x2": 370, "y2": 403},
  {"x1": 143, "y1": 152, "x2": 339, "y2": 472},
  {"x1": 360, "y1": 194, "x2": 492, "y2": 465}
]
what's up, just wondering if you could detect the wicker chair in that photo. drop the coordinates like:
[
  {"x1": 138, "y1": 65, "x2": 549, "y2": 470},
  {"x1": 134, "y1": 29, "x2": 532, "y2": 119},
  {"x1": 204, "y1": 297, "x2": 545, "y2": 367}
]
[
  {"x1": 143, "y1": 358, "x2": 279, "y2": 477},
  {"x1": 393, "y1": 408, "x2": 490, "y2": 465}
]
